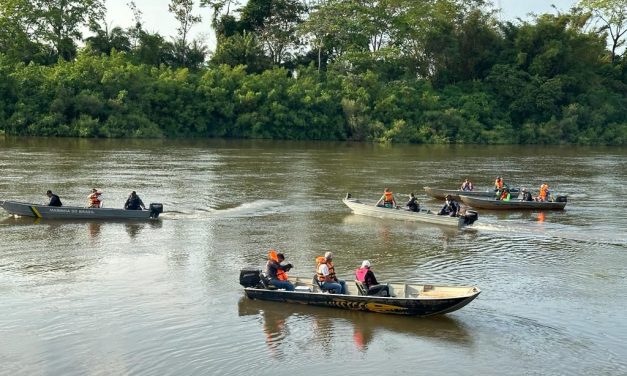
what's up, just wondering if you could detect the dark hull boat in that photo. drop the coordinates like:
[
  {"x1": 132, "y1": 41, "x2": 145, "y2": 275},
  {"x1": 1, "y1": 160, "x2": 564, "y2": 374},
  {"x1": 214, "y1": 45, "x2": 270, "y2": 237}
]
[
  {"x1": 240, "y1": 269, "x2": 481, "y2": 317},
  {"x1": 458, "y1": 195, "x2": 567, "y2": 210},
  {"x1": 0, "y1": 200, "x2": 163, "y2": 220},
  {"x1": 424, "y1": 186, "x2": 520, "y2": 201}
]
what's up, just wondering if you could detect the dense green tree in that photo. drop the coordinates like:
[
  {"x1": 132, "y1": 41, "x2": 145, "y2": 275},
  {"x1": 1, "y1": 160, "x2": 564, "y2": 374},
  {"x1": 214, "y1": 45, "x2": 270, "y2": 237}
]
[
  {"x1": 85, "y1": 24, "x2": 131, "y2": 55},
  {"x1": 32, "y1": 0, "x2": 106, "y2": 60}
]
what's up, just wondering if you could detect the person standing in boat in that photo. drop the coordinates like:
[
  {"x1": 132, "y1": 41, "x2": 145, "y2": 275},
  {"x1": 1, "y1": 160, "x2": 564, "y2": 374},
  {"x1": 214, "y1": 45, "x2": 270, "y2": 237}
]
[
  {"x1": 405, "y1": 193, "x2": 420, "y2": 212},
  {"x1": 355, "y1": 260, "x2": 390, "y2": 297},
  {"x1": 88, "y1": 188, "x2": 103, "y2": 208},
  {"x1": 537, "y1": 183, "x2": 550, "y2": 202},
  {"x1": 316, "y1": 252, "x2": 346, "y2": 294},
  {"x1": 266, "y1": 250, "x2": 294, "y2": 291},
  {"x1": 124, "y1": 191, "x2": 146, "y2": 210},
  {"x1": 461, "y1": 178, "x2": 474, "y2": 191},
  {"x1": 438, "y1": 195, "x2": 460, "y2": 216},
  {"x1": 375, "y1": 188, "x2": 397, "y2": 208},
  {"x1": 494, "y1": 176, "x2": 504, "y2": 191},
  {"x1": 46, "y1": 190, "x2": 62, "y2": 206}
]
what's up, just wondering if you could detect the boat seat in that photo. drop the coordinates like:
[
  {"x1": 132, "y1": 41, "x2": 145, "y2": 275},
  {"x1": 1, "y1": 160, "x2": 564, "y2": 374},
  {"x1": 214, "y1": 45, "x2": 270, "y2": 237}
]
[
  {"x1": 313, "y1": 275, "x2": 332, "y2": 293},
  {"x1": 354, "y1": 280, "x2": 368, "y2": 296},
  {"x1": 259, "y1": 272, "x2": 278, "y2": 290}
]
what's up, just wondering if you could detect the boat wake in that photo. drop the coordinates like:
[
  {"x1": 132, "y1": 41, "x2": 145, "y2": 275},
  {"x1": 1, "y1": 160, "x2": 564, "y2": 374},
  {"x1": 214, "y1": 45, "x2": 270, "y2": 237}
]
[
  {"x1": 471, "y1": 222, "x2": 627, "y2": 247},
  {"x1": 211, "y1": 199, "x2": 284, "y2": 218}
]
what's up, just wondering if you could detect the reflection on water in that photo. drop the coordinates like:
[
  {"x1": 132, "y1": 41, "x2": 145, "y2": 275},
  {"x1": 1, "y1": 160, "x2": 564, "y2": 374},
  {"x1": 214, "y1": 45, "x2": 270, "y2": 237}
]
[{"x1": 238, "y1": 297, "x2": 472, "y2": 354}]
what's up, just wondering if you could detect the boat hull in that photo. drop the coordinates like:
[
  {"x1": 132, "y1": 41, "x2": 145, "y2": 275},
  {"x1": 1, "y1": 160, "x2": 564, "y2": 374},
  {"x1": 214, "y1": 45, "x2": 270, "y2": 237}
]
[
  {"x1": 0, "y1": 200, "x2": 162, "y2": 220},
  {"x1": 244, "y1": 288, "x2": 480, "y2": 316},
  {"x1": 424, "y1": 186, "x2": 519, "y2": 201},
  {"x1": 342, "y1": 197, "x2": 474, "y2": 228},
  {"x1": 458, "y1": 195, "x2": 567, "y2": 210}
]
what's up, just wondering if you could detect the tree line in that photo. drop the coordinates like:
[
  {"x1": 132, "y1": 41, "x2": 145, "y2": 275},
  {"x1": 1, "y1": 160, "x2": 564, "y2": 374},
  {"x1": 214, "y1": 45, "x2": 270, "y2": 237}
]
[{"x1": 0, "y1": 0, "x2": 625, "y2": 144}]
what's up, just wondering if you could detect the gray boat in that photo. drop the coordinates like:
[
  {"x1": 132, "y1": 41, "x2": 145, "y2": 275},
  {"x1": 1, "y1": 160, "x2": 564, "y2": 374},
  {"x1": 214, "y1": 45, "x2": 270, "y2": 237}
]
[
  {"x1": 424, "y1": 186, "x2": 520, "y2": 201},
  {"x1": 0, "y1": 200, "x2": 163, "y2": 220},
  {"x1": 342, "y1": 194, "x2": 478, "y2": 228},
  {"x1": 458, "y1": 195, "x2": 567, "y2": 210}
]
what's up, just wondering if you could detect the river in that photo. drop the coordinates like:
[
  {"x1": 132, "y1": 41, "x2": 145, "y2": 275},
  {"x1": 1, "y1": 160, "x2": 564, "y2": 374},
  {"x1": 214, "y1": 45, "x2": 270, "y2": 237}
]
[{"x1": 1, "y1": 137, "x2": 626, "y2": 375}]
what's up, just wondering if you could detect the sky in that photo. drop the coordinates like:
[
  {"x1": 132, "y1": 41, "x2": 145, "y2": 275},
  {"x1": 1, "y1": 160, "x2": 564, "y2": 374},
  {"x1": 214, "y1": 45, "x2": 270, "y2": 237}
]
[{"x1": 104, "y1": 0, "x2": 578, "y2": 51}]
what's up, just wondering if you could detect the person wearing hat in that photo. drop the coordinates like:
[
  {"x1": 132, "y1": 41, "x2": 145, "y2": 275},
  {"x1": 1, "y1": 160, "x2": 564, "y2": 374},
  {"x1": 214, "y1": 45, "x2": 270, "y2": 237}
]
[
  {"x1": 46, "y1": 190, "x2": 62, "y2": 207},
  {"x1": 355, "y1": 260, "x2": 390, "y2": 297},
  {"x1": 87, "y1": 188, "x2": 104, "y2": 208},
  {"x1": 438, "y1": 194, "x2": 460, "y2": 216},
  {"x1": 315, "y1": 251, "x2": 346, "y2": 294},
  {"x1": 522, "y1": 188, "x2": 533, "y2": 201},
  {"x1": 266, "y1": 250, "x2": 294, "y2": 291}
]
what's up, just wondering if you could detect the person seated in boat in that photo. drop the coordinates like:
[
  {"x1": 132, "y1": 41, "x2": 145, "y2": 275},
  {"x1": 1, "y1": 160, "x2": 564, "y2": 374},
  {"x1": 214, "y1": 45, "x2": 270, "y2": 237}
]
[
  {"x1": 537, "y1": 183, "x2": 550, "y2": 202},
  {"x1": 375, "y1": 188, "x2": 396, "y2": 208},
  {"x1": 88, "y1": 188, "x2": 103, "y2": 208},
  {"x1": 124, "y1": 191, "x2": 146, "y2": 210},
  {"x1": 438, "y1": 195, "x2": 460, "y2": 216},
  {"x1": 316, "y1": 252, "x2": 346, "y2": 294},
  {"x1": 405, "y1": 192, "x2": 420, "y2": 212},
  {"x1": 461, "y1": 178, "x2": 474, "y2": 191},
  {"x1": 355, "y1": 260, "x2": 389, "y2": 297},
  {"x1": 521, "y1": 188, "x2": 533, "y2": 202},
  {"x1": 46, "y1": 190, "x2": 62, "y2": 207},
  {"x1": 266, "y1": 249, "x2": 294, "y2": 291},
  {"x1": 498, "y1": 188, "x2": 511, "y2": 201}
]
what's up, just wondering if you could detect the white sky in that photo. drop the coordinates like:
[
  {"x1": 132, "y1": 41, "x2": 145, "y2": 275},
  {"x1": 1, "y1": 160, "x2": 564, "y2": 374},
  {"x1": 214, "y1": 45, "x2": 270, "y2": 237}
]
[{"x1": 104, "y1": 0, "x2": 578, "y2": 52}]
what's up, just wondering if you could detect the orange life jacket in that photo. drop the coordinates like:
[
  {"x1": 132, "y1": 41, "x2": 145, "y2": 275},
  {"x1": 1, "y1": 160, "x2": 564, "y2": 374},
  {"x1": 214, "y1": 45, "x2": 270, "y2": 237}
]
[
  {"x1": 539, "y1": 184, "x2": 549, "y2": 200},
  {"x1": 89, "y1": 192, "x2": 101, "y2": 208},
  {"x1": 316, "y1": 256, "x2": 336, "y2": 282},
  {"x1": 268, "y1": 250, "x2": 288, "y2": 281},
  {"x1": 383, "y1": 191, "x2": 394, "y2": 203},
  {"x1": 495, "y1": 179, "x2": 503, "y2": 189}
]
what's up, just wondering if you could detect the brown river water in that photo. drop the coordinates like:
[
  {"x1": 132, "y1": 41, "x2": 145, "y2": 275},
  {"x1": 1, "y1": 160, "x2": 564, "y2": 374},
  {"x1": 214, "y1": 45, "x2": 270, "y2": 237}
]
[{"x1": 1, "y1": 137, "x2": 626, "y2": 375}]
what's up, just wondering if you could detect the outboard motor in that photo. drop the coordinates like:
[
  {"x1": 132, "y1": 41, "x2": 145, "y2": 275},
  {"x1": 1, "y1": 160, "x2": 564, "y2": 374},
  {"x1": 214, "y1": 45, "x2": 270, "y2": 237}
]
[
  {"x1": 239, "y1": 268, "x2": 262, "y2": 288},
  {"x1": 463, "y1": 210, "x2": 479, "y2": 225},
  {"x1": 149, "y1": 203, "x2": 163, "y2": 218},
  {"x1": 345, "y1": 193, "x2": 352, "y2": 199},
  {"x1": 555, "y1": 195, "x2": 568, "y2": 203}
]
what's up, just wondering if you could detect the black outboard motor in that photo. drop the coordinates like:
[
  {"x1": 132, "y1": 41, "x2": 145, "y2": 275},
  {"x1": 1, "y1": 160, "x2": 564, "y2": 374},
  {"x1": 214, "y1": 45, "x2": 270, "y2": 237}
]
[
  {"x1": 463, "y1": 210, "x2": 479, "y2": 225},
  {"x1": 555, "y1": 195, "x2": 568, "y2": 203},
  {"x1": 149, "y1": 203, "x2": 163, "y2": 218},
  {"x1": 240, "y1": 268, "x2": 262, "y2": 288}
]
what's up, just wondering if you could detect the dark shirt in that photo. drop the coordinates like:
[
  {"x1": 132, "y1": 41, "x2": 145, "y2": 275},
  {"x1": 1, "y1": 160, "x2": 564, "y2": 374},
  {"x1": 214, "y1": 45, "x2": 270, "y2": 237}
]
[
  {"x1": 406, "y1": 197, "x2": 419, "y2": 212},
  {"x1": 522, "y1": 192, "x2": 533, "y2": 201},
  {"x1": 124, "y1": 195, "x2": 145, "y2": 210},
  {"x1": 439, "y1": 200, "x2": 459, "y2": 216},
  {"x1": 266, "y1": 260, "x2": 292, "y2": 280},
  {"x1": 363, "y1": 270, "x2": 379, "y2": 288},
  {"x1": 48, "y1": 194, "x2": 62, "y2": 207}
]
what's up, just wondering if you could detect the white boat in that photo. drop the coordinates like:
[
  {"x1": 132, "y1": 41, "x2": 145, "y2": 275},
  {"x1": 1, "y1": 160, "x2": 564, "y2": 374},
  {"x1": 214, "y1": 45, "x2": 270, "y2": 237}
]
[{"x1": 342, "y1": 194, "x2": 478, "y2": 228}]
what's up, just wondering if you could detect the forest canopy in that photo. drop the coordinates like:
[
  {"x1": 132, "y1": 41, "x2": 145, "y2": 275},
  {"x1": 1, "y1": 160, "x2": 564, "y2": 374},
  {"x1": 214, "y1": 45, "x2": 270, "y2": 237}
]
[{"x1": 0, "y1": 0, "x2": 625, "y2": 145}]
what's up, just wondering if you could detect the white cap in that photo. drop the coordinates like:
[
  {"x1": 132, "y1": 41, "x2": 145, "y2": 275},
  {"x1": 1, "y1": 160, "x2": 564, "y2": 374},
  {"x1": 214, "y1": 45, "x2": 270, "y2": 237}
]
[
  {"x1": 361, "y1": 260, "x2": 370, "y2": 268},
  {"x1": 324, "y1": 251, "x2": 333, "y2": 259}
]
